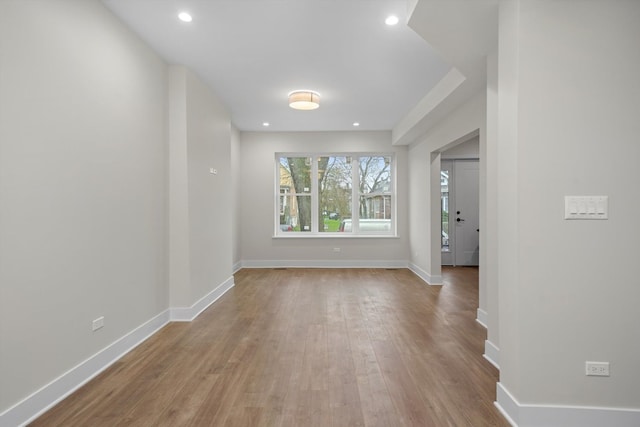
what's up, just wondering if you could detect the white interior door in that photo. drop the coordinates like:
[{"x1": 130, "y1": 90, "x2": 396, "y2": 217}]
[{"x1": 454, "y1": 160, "x2": 479, "y2": 266}]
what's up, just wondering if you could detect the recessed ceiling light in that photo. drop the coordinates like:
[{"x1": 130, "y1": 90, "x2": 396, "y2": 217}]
[
  {"x1": 178, "y1": 12, "x2": 192, "y2": 22},
  {"x1": 262, "y1": 122, "x2": 270, "y2": 127},
  {"x1": 353, "y1": 122, "x2": 360, "y2": 127},
  {"x1": 385, "y1": 15, "x2": 399, "y2": 26}
]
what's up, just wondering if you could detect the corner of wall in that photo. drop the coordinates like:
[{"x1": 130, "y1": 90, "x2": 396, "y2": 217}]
[
  {"x1": 408, "y1": 262, "x2": 443, "y2": 286},
  {"x1": 495, "y1": 383, "x2": 640, "y2": 427},
  {"x1": 0, "y1": 310, "x2": 171, "y2": 427},
  {"x1": 170, "y1": 276, "x2": 235, "y2": 321}
]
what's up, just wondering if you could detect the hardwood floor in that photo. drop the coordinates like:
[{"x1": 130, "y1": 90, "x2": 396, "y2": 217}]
[{"x1": 31, "y1": 267, "x2": 508, "y2": 426}]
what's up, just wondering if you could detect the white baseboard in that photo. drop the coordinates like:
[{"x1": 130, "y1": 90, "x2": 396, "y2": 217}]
[
  {"x1": 495, "y1": 383, "x2": 519, "y2": 426},
  {"x1": 240, "y1": 260, "x2": 409, "y2": 269},
  {"x1": 407, "y1": 262, "x2": 443, "y2": 285},
  {"x1": 236, "y1": 261, "x2": 444, "y2": 287},
  {"x1": 476, "y1": 308, "x2": 488, "y2": 328},
  {"x1": 232, "y1": 261, "x2": 242, "y2": 273},
  {"x1": 483, "y1": 339, "x2": 500, "y2": 370},
  {"x1": 495, "y1": 382, "x2": 640, "y2": 427},
  {"x1": 0, "y1": 310, "x2": 171, "y2": 427},
  {"x1": 170, "y1": 276, "x2": 235, "y2": 321},
  {"x1": 1, "y1": 276, "x2": 236, "y2": 427}
]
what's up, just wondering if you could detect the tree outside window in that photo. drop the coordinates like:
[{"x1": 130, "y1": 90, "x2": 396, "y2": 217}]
[{"x1": 277, "y1": 154, "x2": 393, "y2": 235}]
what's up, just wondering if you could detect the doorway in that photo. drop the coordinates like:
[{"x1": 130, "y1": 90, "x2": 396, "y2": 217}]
[{"x1": 441, "y1": 159, "x2": 479, "y2": 266}]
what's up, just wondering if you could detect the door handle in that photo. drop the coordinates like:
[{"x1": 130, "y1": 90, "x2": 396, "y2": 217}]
[{"x1": 456, "y1": 218, "x2": 465, "y2": 222}]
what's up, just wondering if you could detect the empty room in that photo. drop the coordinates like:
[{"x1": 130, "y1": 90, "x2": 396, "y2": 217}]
[{"x1": 1, "y1": 1, "x2": 639, "y2": 426}]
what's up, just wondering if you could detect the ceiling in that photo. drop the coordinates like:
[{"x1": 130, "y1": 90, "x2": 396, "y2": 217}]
[{"x1": 102, "y1": 0, "x2": 451, "y2": 132}]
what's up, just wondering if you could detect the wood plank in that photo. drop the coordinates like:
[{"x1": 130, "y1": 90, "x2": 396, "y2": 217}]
[{"x1": 30, "y1": 267, "x2": 509, "y2": 427}]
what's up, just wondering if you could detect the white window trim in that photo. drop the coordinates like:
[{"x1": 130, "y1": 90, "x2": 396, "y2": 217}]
[{"x1": 274, "y1": 152, "x2": 396, "y2": 237}]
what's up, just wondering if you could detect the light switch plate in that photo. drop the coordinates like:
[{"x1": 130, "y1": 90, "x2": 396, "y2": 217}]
[{"x1": 564, "y1": 196, "x2": 608, "y2": 220}]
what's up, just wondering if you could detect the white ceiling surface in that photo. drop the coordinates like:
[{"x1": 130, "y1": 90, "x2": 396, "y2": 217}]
[
  {"x1": 393, "y1": 0, "x2": 498, "y2": 145},
  {"x1": 102, "y1": 0, "x2": 451, "y2": 132}
]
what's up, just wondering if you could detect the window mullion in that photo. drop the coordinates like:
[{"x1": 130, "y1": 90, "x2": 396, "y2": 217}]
[
  {"x1": 311, "y1": 155, "x2": 319, "y2": 233},
  {"x1": 275, "y1": 156, "x2": 282, "y2": 234},
  {"x1": 351, "y1": 156, "x2": 359, "y2": 233}
]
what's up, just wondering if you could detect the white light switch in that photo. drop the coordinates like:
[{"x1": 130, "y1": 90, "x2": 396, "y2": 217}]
[{"x1": 564, "y1": 196, "x2": 608, "y2": 220}]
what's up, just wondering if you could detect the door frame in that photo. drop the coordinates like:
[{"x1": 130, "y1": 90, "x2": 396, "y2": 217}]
[{"x1": 431, "y1": 131, "x2": 480, "y2": 269}]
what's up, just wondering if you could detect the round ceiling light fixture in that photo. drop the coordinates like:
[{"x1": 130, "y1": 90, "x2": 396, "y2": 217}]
[
  {"x1": 288, "y1": 90, "x2": 320, "y2": 110},
  {"x1": 178, "y1": 12, "x2": 193, "y2": 22},
  {"x1": 385, "y1": 15, "x2": 399, "y2": 26}
]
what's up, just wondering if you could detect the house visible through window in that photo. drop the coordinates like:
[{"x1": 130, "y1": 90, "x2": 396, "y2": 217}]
[
  {"x1": 441, "y1": 168, "x2": 450, "y2": 251},
  {"x1": 276, "y1": 153, "x2": 394, "y2": 236}
]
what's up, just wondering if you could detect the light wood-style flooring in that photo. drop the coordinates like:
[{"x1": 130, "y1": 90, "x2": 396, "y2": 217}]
[{"x1": 31, "y1": 267, "x2": 508, "y2": 426}]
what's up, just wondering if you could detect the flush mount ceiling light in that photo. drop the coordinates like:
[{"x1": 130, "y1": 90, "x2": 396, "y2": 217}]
[
  {"x1": 385, "y1": 15, "x2": 399, "y2": 25},
  {"x1": 288, "y1": 90, "x2": 320, "y2": 110},
  {"x1": 178, "y1": 12, "x2": 192, "y2": 22}
]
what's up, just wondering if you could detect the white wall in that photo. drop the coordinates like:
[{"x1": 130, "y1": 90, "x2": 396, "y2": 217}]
[
  {"x1": 0, "y1": 0, "x2": 167, "y2": 413},
  {"x1": 185, "y1": 69, "x2": 233, "y2": 304},
  {"x1": 407, "y1": 141, "x2": 439, "y2": 282},
  {"x1": 484, "y1": 49, "x2": 500, "y2": 365},
  {"x1": 168, "y1": 66, "x2": 191, "y2": 308},
  {"x1": 442, "y1": 136, "x2": 479, "y2": 158},
  {"x1": 408, "y1": 91, "x2": 486, "y2": 283},
  {"x1": 168, "y1": 66, "x2": 233, "y2": 308},
  {"x1": 498, "y1": 0, "x2": 640, "y2": 412},
  {"x1": 231, "y1": 125, "x2": 241, "y2": 270},
  {"x1": 238, "y1": 131, "x2": 409, "y2": 266}
]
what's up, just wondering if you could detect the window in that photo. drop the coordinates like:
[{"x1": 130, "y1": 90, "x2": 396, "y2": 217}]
[
  {"x1": 276, "y1": 153, "x2": 395, "y2": 236},
  {"x1": 441, "y1": 168, "x2": 450, "y2": 251}
]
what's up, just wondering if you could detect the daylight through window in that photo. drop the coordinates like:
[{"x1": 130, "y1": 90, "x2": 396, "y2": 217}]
[{"x1": 276, "y1": 154, "x2": 394, "y2": 236}]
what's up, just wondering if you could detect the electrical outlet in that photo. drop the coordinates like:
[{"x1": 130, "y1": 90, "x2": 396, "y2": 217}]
[
  {"x1": 585, "y1": 361, "x2": 609, "y2": 377},
  {"x1": 92, "y1": 316, "x2": 104, "y2": 331}
]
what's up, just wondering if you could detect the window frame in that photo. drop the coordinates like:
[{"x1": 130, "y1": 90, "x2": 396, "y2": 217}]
[{"x1": 274, "y1": 152, "x2": 396, "y2": 237}]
